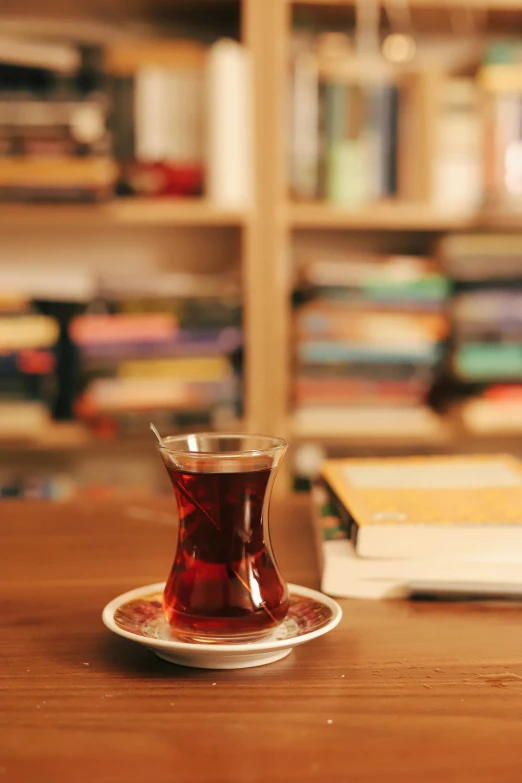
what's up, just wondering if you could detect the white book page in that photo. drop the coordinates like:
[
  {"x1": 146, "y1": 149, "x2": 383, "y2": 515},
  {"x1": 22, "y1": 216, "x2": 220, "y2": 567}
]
[{"x1": 342, "y1": 459, "x2": 522, "y2": 490}]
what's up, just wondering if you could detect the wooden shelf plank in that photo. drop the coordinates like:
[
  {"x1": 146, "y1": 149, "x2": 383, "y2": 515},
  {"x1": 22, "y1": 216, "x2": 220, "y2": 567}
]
[
  {"x1": 0, "y1": 199, "x2": 247, "y2": 228},
  {"x1": 0, "y1": 423, "x2": 91, "y2": 453},
  {"x1": 288, "y1": 201, "x2": 482, "y2": 231},
  {"x1": 290, "y1": 0, "x2": 522, "y2": 8},
  {"x1": 110, "y1": 199, "x2": 247, "y2": 226},
  {"x1": 0, "y1": 419, "x2": 248, "y2": 453}
]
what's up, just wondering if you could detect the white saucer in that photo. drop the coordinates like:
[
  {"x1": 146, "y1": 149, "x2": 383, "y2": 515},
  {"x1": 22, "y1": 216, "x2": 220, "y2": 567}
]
[{"x1": 102, "y1": 582, "x2": 342, "y2": 670}]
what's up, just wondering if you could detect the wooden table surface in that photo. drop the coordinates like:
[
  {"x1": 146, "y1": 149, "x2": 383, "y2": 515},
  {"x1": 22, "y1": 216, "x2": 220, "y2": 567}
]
[{"x1": 3, "y1": 495, "x2": 522, "y2": 782}]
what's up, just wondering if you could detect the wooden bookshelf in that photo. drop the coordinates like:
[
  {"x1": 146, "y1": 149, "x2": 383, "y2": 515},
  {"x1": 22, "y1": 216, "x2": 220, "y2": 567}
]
[
  {"x1": 2, "y1": 0, "x2": 522, "y2": 496},
  {"x1": 0, "y1": 199, "x2": 247, "y2": 228}
]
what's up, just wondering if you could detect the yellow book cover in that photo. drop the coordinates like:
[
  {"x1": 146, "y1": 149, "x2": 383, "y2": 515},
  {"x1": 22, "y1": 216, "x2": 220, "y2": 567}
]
[
  {"x1": 0, "y1": 315, "x2": 58, "y2": 350},
  {"x1": 118, "y1": 357, "x2": 231, "y2": 382},
  {"x1": 321, "y1": 454, "x2": 522, "y2": 560}
]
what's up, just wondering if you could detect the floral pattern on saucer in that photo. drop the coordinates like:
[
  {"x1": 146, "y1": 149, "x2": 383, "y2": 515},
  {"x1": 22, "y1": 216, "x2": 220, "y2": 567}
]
[{"x1": 114, "y1": 590, "x2": 334, "y2": 644}]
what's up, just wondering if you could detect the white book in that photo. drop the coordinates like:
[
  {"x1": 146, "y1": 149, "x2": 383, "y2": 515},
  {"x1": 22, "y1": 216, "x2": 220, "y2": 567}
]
[
  {"x1": 206, "y1": 39, "x2": 252, "y2": 207},
  {"x1": 0, "y1": 36, "x2": 79, "y2": 73},
  {"x1": 135, "y1": 67, "x2": 170, "y2": 162},
  {"x1": 166, "y1": 68, "x2": 203, "y2": 165},
  {"x1": 322, "y1": 539, "x2": 522, "y2": 600},
  {"x1": 293, "y1": 405, "x2": 444, "y2": 440}
]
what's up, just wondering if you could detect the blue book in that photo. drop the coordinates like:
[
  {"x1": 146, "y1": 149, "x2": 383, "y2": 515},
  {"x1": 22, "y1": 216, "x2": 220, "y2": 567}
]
[{"x1": 298, "y1": 341, "x2": 442, "y2": 365}]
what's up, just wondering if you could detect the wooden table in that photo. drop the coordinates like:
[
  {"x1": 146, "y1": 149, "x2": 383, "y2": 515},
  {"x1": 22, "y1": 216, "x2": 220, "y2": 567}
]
[{"x1": 3, "y1": 495, "x2": 522, "y2": 782}]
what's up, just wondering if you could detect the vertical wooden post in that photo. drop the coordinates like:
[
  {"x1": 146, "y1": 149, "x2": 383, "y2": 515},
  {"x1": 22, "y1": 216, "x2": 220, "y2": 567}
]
[{"x1": 243, "y1": 0, "x2": 292, "y2": 442}]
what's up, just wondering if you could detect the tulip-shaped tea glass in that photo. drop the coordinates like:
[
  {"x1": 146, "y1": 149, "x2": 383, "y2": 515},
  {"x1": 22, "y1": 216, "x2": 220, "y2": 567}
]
[{"x1": 157, "y1": 433, "x2": 289, "y2": 643}]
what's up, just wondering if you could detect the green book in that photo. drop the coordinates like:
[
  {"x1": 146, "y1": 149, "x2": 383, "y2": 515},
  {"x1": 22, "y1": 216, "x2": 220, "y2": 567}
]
[
  {"x1": 455, "y1": 344, "x2": 522, "y2": 380},
  {"x1": 326, "y1": 139, "x2": 369, "y2": 206}
]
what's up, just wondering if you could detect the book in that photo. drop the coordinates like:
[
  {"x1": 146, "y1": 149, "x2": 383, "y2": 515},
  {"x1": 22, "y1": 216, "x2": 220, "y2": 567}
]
[
  {"x1": 453, "y1": 343, "x2": 522, "y2": 381},
  {"x1": 439, "y1": 233, "x2": 522, "y2": 281},
  {"x1": 297, "y1": 340, "x2": 441, "y2": 365},
  {"x1": 0, "y1": 315, "x2": 59, "y2": 350},
  {"x1": 0, "y1": 156, "x2": 117, "y2": 201},
  {"x1": 206, "y1": 39, "x2": 252, "y2": 208},
  {"x1": 459, "y1": 397, "x2": 522, "y2": 435},
  {"x1": 293, "y1": 405, "x2": 444, "y2": 439},
  {"x1": 117, "y1": 356, "x2": 232, "y2": 382},
  {"x1": 479, "y1": 53, "x2": 522, "y2": 209},
  {"x1": 78, "y1": 328, "x2": 242, "y2": 360},
  {"x1": 296, "y1": 306, "x2": 448, "y2": 344},
  {"x1": 294, "y1": 376, "x2": 430, "y2": 407},
  {"x1": 432, "y1": 78, "x2": 482, "y2": 213},
  {"x1": 289, "y1": 35, "x2": 320, "y2": 200},
  {"x1": 367, "y1": 83, "x2": 399, "y2": 199},
  {"x1": 70, "y1": 313, "x2": 179, "y2": 346},
  {"x1": 0, "y1": 36, "x2": 80, "y2": 73},
  {"x1": 320, "y1": 454, "x2": 522, "y2": 561},
  {"x1": 77, "y1": 377, "x2": 236, "y2": 414},
  {"x1": 320, "y1": 538, "x2": 522, "y2": 600}
]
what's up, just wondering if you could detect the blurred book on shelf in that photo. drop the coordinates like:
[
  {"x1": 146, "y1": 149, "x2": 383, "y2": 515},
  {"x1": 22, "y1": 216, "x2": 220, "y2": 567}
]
[
  {"x1": 0, "y1": 41, "x2": 117, "y2": 203},
  {"x1": 71, "y1": 271, "x2": 243, "y2": 438},
  {"x1": 313, "y1": 454, "x2": 522, "y2": 600},
  {"x1": 0, "y1": 33, "x2": 251, "y2": 205},
  {"x1": 480, "y1": 42, "x2": 522, "y2": 214},
  {"x1": 108, "y1": 39, "x2": 206, "y2": 198},
  {"x1": 0, "y1": 288, "x2": 60, "y2": 440},
  {"x1": 292, "y1": 253, "x2": 450, "y2": 439},
  {"x1": 109, "y1": 35, "x2": 251, "y2": 203},
  {"x1": 289, "y1": 29, "x2": 401, "y2": 206},
  {"x1": 440, "y1": 232, "x2": 522, "y2": 435},
  {"x1": 288, "y1": 27, "x2": 513, "y2": 215},
  {"x1": 0, "y1": 266, "x2": 243, "y2": 444}
]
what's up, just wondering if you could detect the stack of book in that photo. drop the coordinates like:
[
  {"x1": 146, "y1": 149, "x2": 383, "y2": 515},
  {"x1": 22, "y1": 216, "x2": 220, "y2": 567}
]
[
  {"x1": 314, "y1": 454, "x2": 522, "y2": 599},
  {"x1": 0, "y1": 33, "x2": 252, "y2": 205},
  {"x1": 289, "y1": 31, "x2": 400, "y2": 206},
  {"x1": 288, "y1": 28, "x2": 483, "y2": 212},
  {"x1": 0, "y1": 40, "x2": 117, "y2": 202},
  {"x1": 0, "y1": 291, "x2": 59, "y2": 439},
  {"x1": 293, "y1": 254, "x2": 450, "y2": 439},
  {"x1": 441, "y1": 232, "x2": 522, "y2": 434},
  {"x1": 107, "y1": 39, "x2": 206, "y2": 198},
  {"x1": 72, "y1": 272, "x2": 243, "y2": 437},
  {"x1": 108, "y1": 37, "x2": 252, "y2": 204}
]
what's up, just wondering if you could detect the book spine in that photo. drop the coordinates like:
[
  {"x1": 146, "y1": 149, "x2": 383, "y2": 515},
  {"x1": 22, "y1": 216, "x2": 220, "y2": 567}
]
[
  {"x1": 109, "y1": 75, "x2": 135, "y2": 163},
  {"x1": 134, "y1": 66, "x2": 169, "y2": 162},
  {"x1": 298, "y1": 340, "x2": 440, "y2": 365},
  {"x1": 290, "y1": 49, "x2": 320, "y2": 200},
  {"x1": 367, "y1": 84, "x2": 385, "y2": 201},
  {"x1": 206, "y1": 40, "x2": 252, "y2": 207},
  {"x1": 117, "y1": 356, "x2": 232, "y2": 381}
]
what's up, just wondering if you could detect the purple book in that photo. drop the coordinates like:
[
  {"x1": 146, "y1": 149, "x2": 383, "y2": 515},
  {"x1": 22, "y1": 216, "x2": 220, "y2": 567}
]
[{"x1": 77, "y1": 328, "x2": 243, "y2": 359}]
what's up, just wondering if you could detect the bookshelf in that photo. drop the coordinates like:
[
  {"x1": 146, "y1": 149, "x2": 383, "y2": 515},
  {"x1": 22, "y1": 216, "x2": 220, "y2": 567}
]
[
  {"x1": 256, "y1": 0, "x2": 522, "y2": 490},
  {"x1": 2, "y1": 0, "x2": 522, "y2": 497}
]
